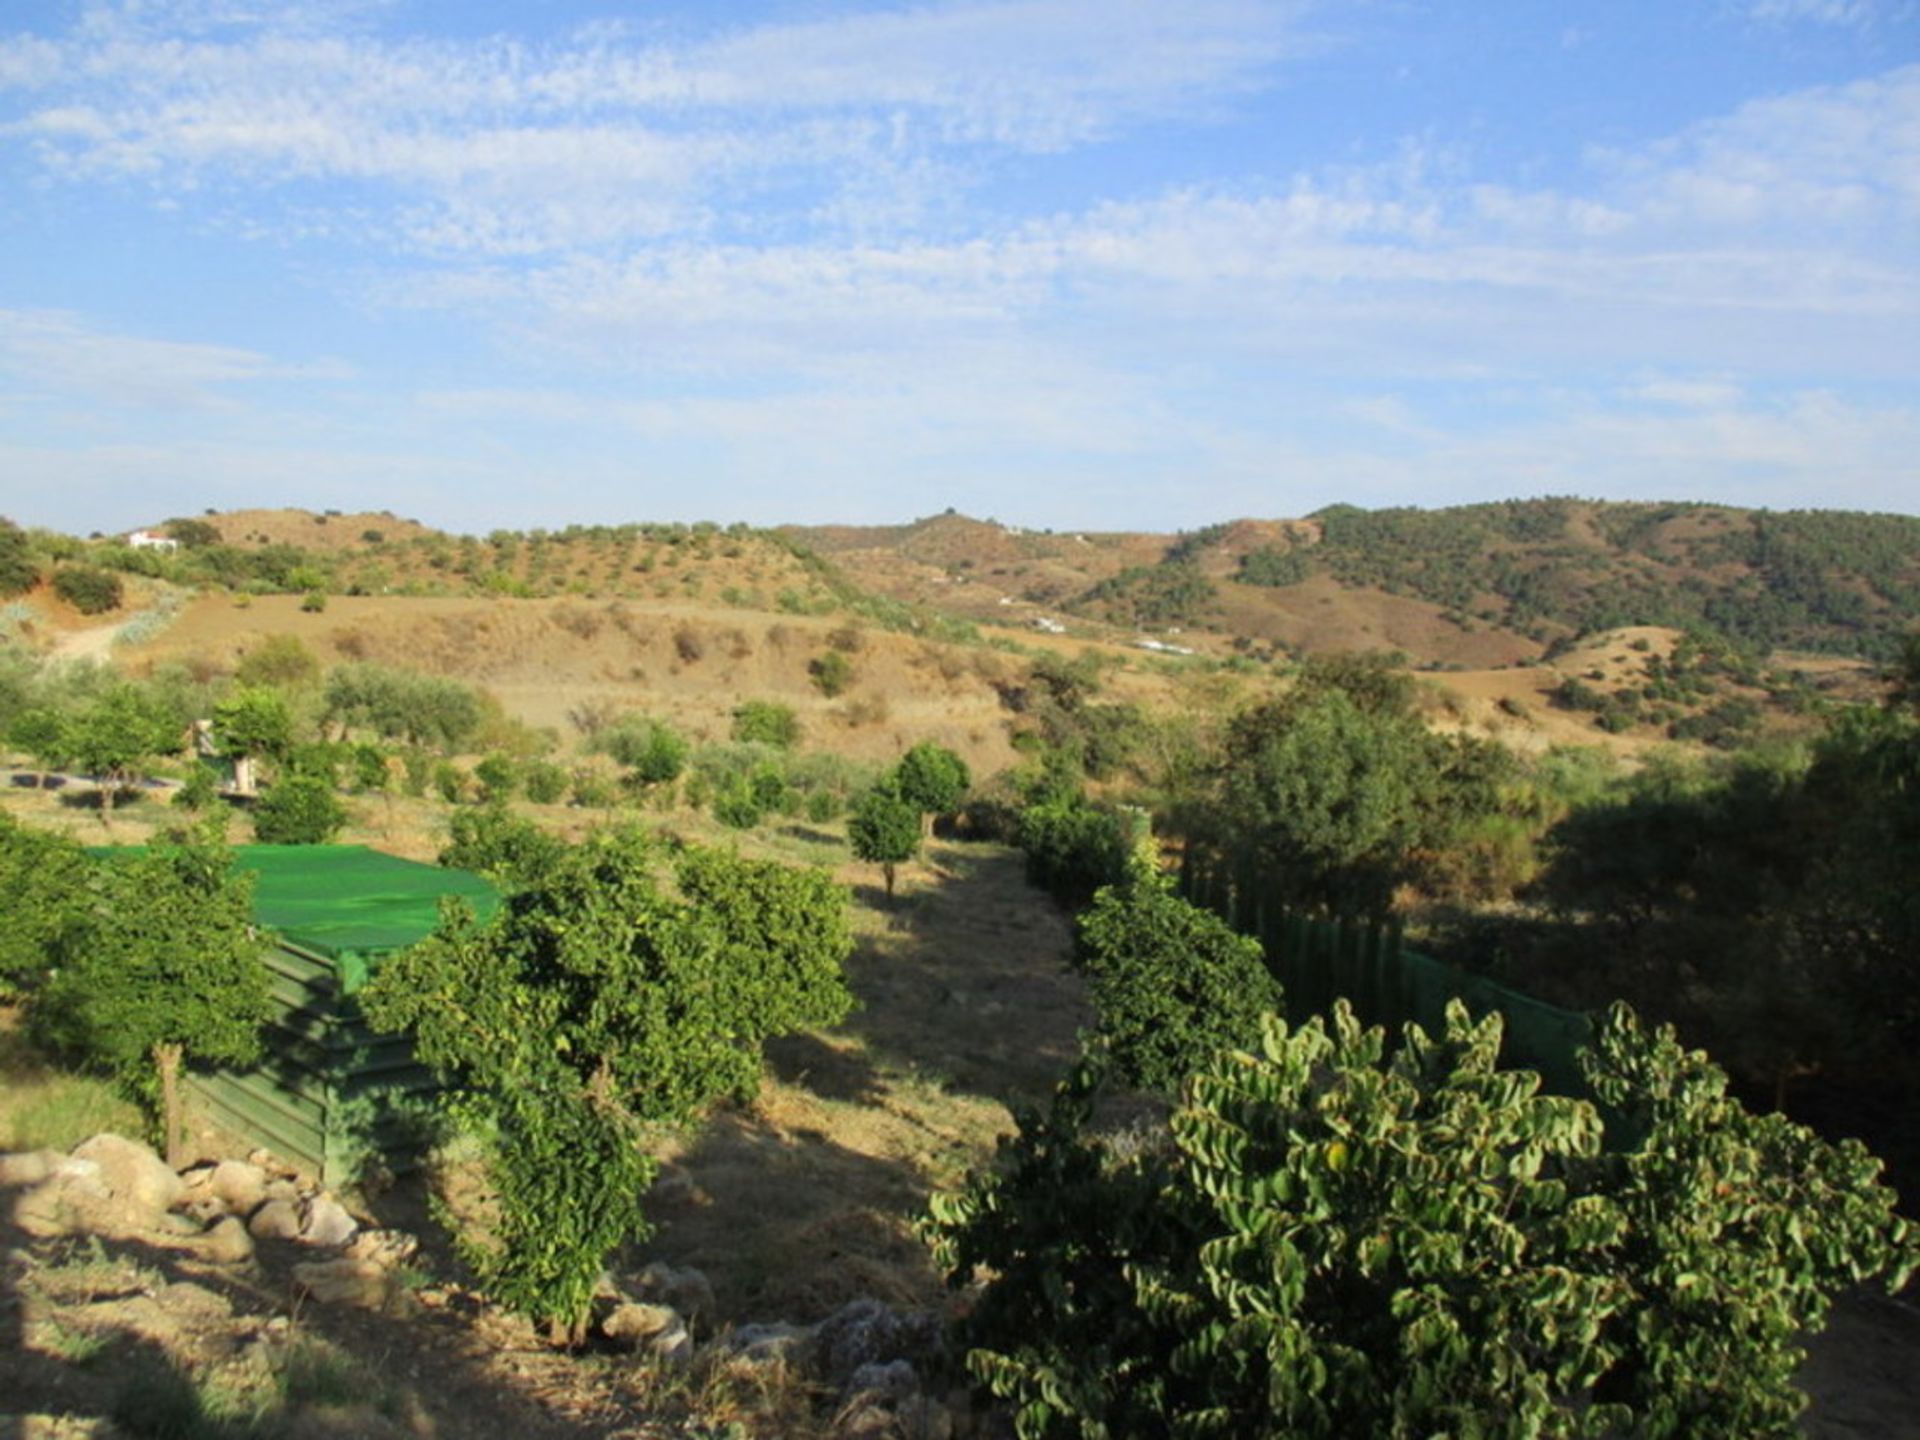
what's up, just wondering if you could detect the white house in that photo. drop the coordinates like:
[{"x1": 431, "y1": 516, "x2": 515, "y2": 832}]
[{"x1": 127, "y1": 530, "x2": 179, "y2": 551}]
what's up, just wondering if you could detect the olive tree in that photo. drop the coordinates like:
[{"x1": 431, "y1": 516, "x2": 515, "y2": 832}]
[{"x1": 928, "y1": 1002, "x2": 1914, "y2": 1439}]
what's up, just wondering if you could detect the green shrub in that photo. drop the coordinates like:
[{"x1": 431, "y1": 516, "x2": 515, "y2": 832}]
[
  {"x1": 927, "y1": 1001, "x2": 1916, "y2": 1440},
  {"x1": 731, "y1": 699, "x2": 800, "y2": 749},
  {"x1": 0, "y1": 518, "x2": 40, "y2": 595},
  {"x1": 848, "y1": 785, "x2": 920, "y2": 897},
  {"x1": 252, "y1": 774, "x2": 346, "y2": 843},
  {"x1": 810, "y1": 650, "x2": 854, "y2": 697},
  {"x1": 52, "y1": 566, "x2": 123, "y2": 615},
  {"x1": 1073, "y1": 864, "x2": 1280, "y2": 1093},
  {"x1": 522, "y1": 758, "x2": 569, "y2": 804},
  {"x1": 1018, "y1": 799, "x2": 1131, "y2": 906}
]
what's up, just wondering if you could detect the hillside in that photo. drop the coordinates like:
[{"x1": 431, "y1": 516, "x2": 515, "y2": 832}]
[{"x1": 792, "y1": 499, "x2": 1920, "y2": 667}]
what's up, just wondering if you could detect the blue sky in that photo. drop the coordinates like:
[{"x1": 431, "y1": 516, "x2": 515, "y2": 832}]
[{"x1": 0, "y1": 0, "x2": 1915, "y2": 535}]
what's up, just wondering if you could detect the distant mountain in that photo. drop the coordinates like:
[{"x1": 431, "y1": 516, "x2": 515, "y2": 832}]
[{"x1": 792, "y1": 500, "x2": 1920, "y2": 665}]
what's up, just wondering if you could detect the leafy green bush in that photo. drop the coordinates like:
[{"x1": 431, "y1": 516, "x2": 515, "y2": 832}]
[
  {"x1": 439, "y1": 804, "x2": 566, "y2": 889},
  {"x1": 731, "y1": 699, "x2": 801, "y2": 749},
  {"x1": 1073, "y1": 865, "x2": 1280, "y2": 1093},
  {"x1": 361, "y1": 829, "x2": 853, "y2": 1340},
  {"x1": 0, "y1": 517, "x2": 41, "y2": 595},
  {"x1": 252, "y1": 774, "x2": 347, "y2": 844},
  {"x1": 894, "y1": 741, "x2": 971, "y2": 824},
  {"x1": 590, "y1": 712, "x2": 687, "y2": 785},
  {"x1": 521, "y1": 758, "x2": 569, "y2": 804},
  {"x1": 0, "y1": 814, "x2": 91, "y2": 1001},
  {"x1": 1017, "y1": 798, "x2": 1131, "y2": 906},
  {"x1": 52, "y1": 566, "x2": 123, "y2": 615},
  {"x1": 35, "y1": 824, "x2": 270, "y2": 1163},
  {"x1": 928, "y1": 1001, "x2": 1915, "y2": 1440}
]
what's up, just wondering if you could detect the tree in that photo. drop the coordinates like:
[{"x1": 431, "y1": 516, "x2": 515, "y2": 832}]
[
  {"x1": 252, "y1": 773, "x2": 347, "y2": 844},
  {"x1": 210, "y1": 685, "x2": 294, "y2": 769},
  {"x1": 0, "y1": 516, "x2": 39, "y2": 595},
  {"x1": 36, "y1": 824, "x2": 270, "y2": 1165},
  {"x1": 361, "y1": 829, "x2": 853, "y2": 1341},
  {"x1": 849, "y1": 785, "x2": 920, "y2": 897},
  {"x1": 1073, "y1": 862, "x2": 1280, "y2": 1093},
  {"x1": 164, "y1": 518, "x2": 221, "y2": 549},
  {"x1": 895, "y1": 741, "x2": 971, "y2": 835},
  {"x1": 67, "y1": 685, "x2": 179, "y2": 825},
  {"x1": 7, "y1": 706, "x2": 68, "y2": 788},
  {"x1": 927, "y1": 1002, "x2": 1915, "y2": 1440},
  {"x1": 589, "y1": 713, "x2": 687, "y2": 787},
  {"x1": 0, "y1": 813, "x2": 91, "y2": 1001}
]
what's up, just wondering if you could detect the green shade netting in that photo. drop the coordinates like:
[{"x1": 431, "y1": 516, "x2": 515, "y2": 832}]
[{"x1": 92, "y1": 843, "x2": 498, "y2": 972}]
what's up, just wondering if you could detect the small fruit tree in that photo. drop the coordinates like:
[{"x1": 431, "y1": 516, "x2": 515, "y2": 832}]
[
  {"x1": 849, "y1": 783, "x2": 921, "y2": 898},
  {"x1": 894, "y1": 741, "x2": 971, "y2": 835},
  {"x1": 362, "y1": 827, "x2": 853, "y2": 1343},
  {"x1": 36, "y1": 822, "x2": 271, "y2": 1165},
  {"x1": 927, "y1": 1001, "x2": 1915, "y2": 1439}
]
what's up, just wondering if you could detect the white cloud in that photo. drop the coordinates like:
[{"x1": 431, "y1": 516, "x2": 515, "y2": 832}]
[
  {"x1": 1743, "y1": 0, "x2": 1885, "y2": 29},
  {"x1": 0, "y1": 308, "x2": 348, "y2": 408}
]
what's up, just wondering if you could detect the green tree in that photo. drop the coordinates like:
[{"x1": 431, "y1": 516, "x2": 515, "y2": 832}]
[
  {"x1": 439, "y1": 803, "x2": 566, "y2": 889},
  {"x1": 361, "y1": 829, "x2": 853, "y2": 1340},
  {"x1": 894, "y1": 741, "x2": 971, "y2": 835},
  {"x1": 0, "y1": 813, "x2": 91, "y2": 1001},
  {"x1": 252, "y1": 773, "x2": 347, "y2": 844},
  {"x1": 589, "y1": 713, "x2": 687, "y2": 787},
  {"x1": 849, "y1": 785, "x2": 920, "y2": 897},
  {"x1": 1073, "y1": 862, "x2": 1280, "y2": 1093},
  {"x1": 7, "y1": 706, "x2": 69, "y2": 788},
  {"x1": 36, "y1": 824, "x2": 270, "y2": 1164},
  {"x1": 928, "y1": 1002, "x2": 1915, "y2": 1440},
  {"x1": 210, "y1": 685, "x2": 294, "y2": 769},
  {"x1": 473, "y1": 753, "x2": 519, "y2": 803},
  {"x1": 67, "y1": 685, "x2": 179, "y2": 826}
]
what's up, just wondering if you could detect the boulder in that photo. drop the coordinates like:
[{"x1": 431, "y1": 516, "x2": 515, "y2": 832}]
[
  {"x1": 602, "y1": 1301, "x2": 680, "y2": 1349},
  {"x1": 813, "y1": 1298, "x2": 944, "y2": 1390},
  {"x1": 633, "y1": 1260, "x2": 716, "y2": 1328},
  {"x1": 344, "y1": 1229, "x2": 419, "y2": 1270},
  {"x1": 298, "y1": 1193, "x2": 358, "y2": 1248},
  {"x1": 200, "y1": 1215, "x2": 256, "y2": 1265},
  {"x1": 847, "y1": 1359, "x2": 918, "y2": 1404},
  {"x1": 208, "y1": 1159, "x2": 269, "y2": 1215},
  {"x1": 722, "y1": 1320, "x2": 815, "y2": 1368},
  {"x1": 0, "y1": 1150, "x2": 69, "y2": 1188},
  {"x1": 70, "y1": 1134, "x2": 182, "y2": 1215},
  {"x1": 247, "y1": 1198, "x2": 303, "y2": 1241},
  {"x1": 292, "y1": 1258, "x2": 397, "y2": 1311}
]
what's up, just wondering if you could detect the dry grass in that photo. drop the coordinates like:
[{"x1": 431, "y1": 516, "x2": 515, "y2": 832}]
[{"x1": 0, "y1": 1012, "x2": 145, "y2": 1153}]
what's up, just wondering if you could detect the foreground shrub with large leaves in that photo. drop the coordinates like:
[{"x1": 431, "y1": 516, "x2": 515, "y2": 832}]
[{"x1": 926, "y1": 1002, "x2": 1914, "y2": 1439}]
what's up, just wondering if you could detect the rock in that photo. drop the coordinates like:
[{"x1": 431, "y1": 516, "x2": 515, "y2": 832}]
[
  {"x1": 179, "y1": 1193, "x2": 229, "y2": 1226},
  {"x1": 247, "y1": 1198, "x2": 303, "y2": 1241},
  {"x1": 834, "y1": 1399, "x2": 897, "y2": 1440},
  {"x1": 633, "y1": 1260, "x2": 716, "y2": 1329},
  {"x1": 0, "y1": 1150, "x2": 68, "y2": 1188},
  {"x1": 208, "y1": 1159, "x2": 269, "y2": 1214},
  {"x1": 9, "y1": 1159, "x2": 114, "y2": 1238},
  {"x1": 200, "y1": 1215, "x2": 255, "y2": 1265},
  {"x1": 722, "y1": 1321, "x2": 815, "y2": 1368},
  {"x1": 344, "y1": 1229, "x2": 418, "y2": 1269},
  {"x1": 813, "y1": 1298, "x2": 944, "y2": 1390},
  {"x1": 70, "y1": 1134, "x2": 182, "y2": 1215},
  {"x1": 602, "y1": 1301, "x2": 680, "y2": 1349},
  {"x1": 298, "y1": 1193, "x2": 358, "y2": 1248},
  {"x1": 263, "y1": 1178, "x2": 300, "y2": 1203},
  {"x1": 292, "y1": 1258, "x2": 396, "y2": 1311},
  {"x1": 847, "y1": 1359, "x2": 918, "y2": 1404},
  {"x1": 896, "y1": 1394, "x2": 955, "y2": 1440},
  {"x1": 649, "y1": 1316, "x2": 694, "y2": 1367}
]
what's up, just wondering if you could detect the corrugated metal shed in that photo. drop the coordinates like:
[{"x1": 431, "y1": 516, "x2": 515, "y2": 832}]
[{"x1": 184, "y1": 844, "x2": 498, "y2": 1181}]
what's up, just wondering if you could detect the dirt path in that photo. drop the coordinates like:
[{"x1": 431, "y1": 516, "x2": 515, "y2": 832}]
[{"x1": 48, "y1": 618, "x2": 131, "y2": 664}]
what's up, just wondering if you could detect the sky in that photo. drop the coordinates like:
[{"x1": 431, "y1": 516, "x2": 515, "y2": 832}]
[{"x1": 0, "y1": 0, "x2": 1915, "y2": 536}]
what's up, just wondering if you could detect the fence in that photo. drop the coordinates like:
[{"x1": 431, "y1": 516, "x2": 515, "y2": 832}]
[{"x1": 1179, "y1": 849, "x2": 1594, "y2": 1098}]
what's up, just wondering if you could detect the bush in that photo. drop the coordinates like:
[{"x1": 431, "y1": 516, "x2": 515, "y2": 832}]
[
  {"x1": 810, "y1": 650, "x2": 855, "y2": 697},
  {"x1": 252, "y1": 773, "x2": 347, "y2": 843},
  {"x1": 473, "y1": 753, "x2": 519, "y2": 802},
  {"x1": 731, "y1": 699, "x2": 800, "y2": 749},
  {"x1": 589, "y1": 713, "x2": 687, "y2": 786},
  {"x1": 0, "y1": 518, "x2": 40, "y2": 595},
  {"x1": 0, "y1": 813, "x2": 91, "y2": 1000},
  {"x1": 927, "y1": 1002, "x2": 1916, "y2": 1440},
  {"x1": 1073, "y1": 865, "x2": 1281, "y2": 1093},
  {"x1": 522, "y1": 758, "x2": 569, "y2": 804},
  {"x1": 300, "y1": 589, "x2": 329, "y2": 613},
  {"x1": 52, "y1": 566, "x2": 123, "y2": 615},
  {"x1": 1018, "y1": 799, "x2": 1131, "y2": 906},
  {"x1": 894, "y1": 741, "x2": 971, "y2": 823}
]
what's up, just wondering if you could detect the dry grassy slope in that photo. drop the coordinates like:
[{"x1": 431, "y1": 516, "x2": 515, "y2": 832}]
[
  {"x1": 186, "y1": 508, "x2": 440, "y2": 551},
  {"x1": 121, "y1": 592, "x2": 1178, "y2": 773}
]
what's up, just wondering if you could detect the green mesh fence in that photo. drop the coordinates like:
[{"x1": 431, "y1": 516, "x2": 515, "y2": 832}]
[{"x1": 1180, "y1": 851, "x2": 1595, "y2": 1099}]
